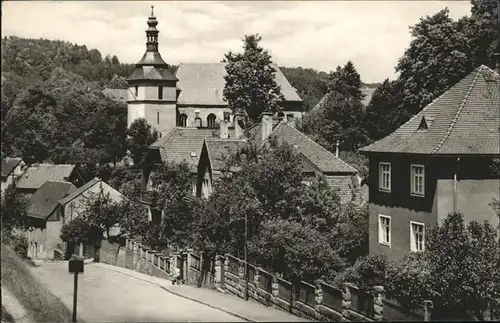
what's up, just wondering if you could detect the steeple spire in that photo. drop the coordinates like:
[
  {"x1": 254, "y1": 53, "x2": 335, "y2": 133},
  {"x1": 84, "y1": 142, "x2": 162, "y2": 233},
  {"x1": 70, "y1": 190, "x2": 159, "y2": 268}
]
[{"x1": 146, "y1": 5, "x2": 159, "y2": 52}]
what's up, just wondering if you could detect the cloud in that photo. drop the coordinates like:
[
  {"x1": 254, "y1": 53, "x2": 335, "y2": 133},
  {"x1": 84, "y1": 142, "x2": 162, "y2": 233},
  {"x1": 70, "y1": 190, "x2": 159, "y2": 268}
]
[{"x1": 1, "y1": 1, "x2": 472, "y2": 82}]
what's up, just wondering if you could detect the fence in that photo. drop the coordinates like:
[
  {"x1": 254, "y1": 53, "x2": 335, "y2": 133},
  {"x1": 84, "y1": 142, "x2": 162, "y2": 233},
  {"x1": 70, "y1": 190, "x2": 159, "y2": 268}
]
[
  {"x1": 214, "y1": 253, "x2": 436, "y2": 322},
  {"x1": 108, "y1": 242, "x2": 436, "y2": 322}
]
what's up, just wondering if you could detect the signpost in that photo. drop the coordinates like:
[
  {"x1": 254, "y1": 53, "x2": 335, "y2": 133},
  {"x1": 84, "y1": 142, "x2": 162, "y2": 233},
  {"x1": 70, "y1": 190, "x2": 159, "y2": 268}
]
[{"x1": 68, "y1": 255, "x2": 84, "y2": 322}]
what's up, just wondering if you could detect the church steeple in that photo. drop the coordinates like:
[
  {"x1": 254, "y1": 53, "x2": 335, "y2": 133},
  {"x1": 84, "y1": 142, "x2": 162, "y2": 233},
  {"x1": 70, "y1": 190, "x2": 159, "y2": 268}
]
[{"x1": 146, "y1": 5, "x2": 159, "y2": 52}]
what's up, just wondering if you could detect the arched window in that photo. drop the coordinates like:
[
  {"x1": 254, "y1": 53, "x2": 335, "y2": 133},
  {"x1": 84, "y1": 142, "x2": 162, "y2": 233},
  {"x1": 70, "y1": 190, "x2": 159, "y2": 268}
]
[
  {"x1": 207, "y1": 114, "x2": 217, "y2": 128},
  {"x1": 178, "y1": 114, "x2": 188, "y2": 127}
]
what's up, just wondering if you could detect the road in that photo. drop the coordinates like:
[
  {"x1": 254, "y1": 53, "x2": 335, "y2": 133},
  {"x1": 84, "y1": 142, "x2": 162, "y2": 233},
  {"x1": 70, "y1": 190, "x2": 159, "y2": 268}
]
[{"x1": 31, "y1": 262, "x2": 245, "y2": 322}]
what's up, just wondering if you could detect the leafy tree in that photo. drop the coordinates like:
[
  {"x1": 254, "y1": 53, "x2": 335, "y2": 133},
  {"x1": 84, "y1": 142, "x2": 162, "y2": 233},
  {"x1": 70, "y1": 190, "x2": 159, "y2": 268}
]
[
  {"x1": 396, "y1": 8, "x2": 474, "y2": 116},
  {"x1": 126, "y1": 118, "x2": 159, "y2": 166},
  {"x1": 385, "y1": 212, "x2": 500, "y2": 320},
  {"x1": 302, "y1": 91, "x2": 369, "y2": 152},
  {"x1": 108, "y1": 74, "x2": 128, "y2": 89},
  {"x1": 327, "y1": 61, "x2": 365, "y2": 102},
  {"x1": 0, "y1": 185, "x2": 30, "y2": 233},
  {"x1": 363, "y1": 79, "x2": 410, "y2": 141},
  {"x1": 249, "y1": 219, "x2": 345, "y2": 283},
  {"x1": 223, "y1": 34, "x2": 285, "y2": 123},
  {"x1": 468, "y1": 0, "x2": 500, "y2": 67}
]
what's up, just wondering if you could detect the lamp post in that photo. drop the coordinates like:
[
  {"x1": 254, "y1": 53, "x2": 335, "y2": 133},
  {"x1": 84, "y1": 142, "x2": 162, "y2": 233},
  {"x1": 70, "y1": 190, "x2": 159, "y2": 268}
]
[{"x1": 244, "y1": 209, "x2": 249, "y2": 301}]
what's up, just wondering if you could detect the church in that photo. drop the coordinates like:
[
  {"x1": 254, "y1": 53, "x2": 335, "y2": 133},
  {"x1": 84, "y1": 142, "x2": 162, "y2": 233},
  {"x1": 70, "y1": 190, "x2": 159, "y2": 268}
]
[{"x1": 106, "y1": 7, "x2": 304, "y2": 137}]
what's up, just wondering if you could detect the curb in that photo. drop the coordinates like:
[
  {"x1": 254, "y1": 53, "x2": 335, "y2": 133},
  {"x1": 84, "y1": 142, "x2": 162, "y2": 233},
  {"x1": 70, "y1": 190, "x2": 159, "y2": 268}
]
[{"x1": 91, "y1": 263, "x2": 253, "y2": 322}]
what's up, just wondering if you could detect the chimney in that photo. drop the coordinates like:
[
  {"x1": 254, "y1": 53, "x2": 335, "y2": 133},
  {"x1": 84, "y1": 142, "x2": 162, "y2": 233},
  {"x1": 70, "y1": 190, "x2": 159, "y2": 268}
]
[
  {"x1": 335, "y1": 140, "x2": 340, "y2": 158},
  {"x1": 220, "y1": 120, "x2": 229, "y2": 139},
  {"x1": 194, "y1": 109, "x2": 201, "y2": 128},
  {"x1": 261, "y1": 111, "x2": 273, "y2": 143},
  {"x1": 234, "y1": 112, "x2": 245, "y2": 139}
]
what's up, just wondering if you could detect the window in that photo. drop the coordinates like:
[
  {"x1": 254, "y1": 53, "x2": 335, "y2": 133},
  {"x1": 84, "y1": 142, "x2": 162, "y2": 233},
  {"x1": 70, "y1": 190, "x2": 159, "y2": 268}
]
[
  {"x1": 157, "y1": 111, "x2": 160, "y2": 125},
  {"x1": 411, "y1": 165, "x2": 425, "y2": 196},
  {"x1": 158, "y1": 85, "x2": 163, "y2": 100},
  {"x1": 379, "y1": 162, "x2": 391, "y2": 192},
  {"x1": 134, "y1": 85, "x2": 138, "y2": 97},
  {"x1": 410, "y1": 221, "x2": 425, "y2": 252},
  {"x1": 378, "y1": 215, "x2": 391, "y2": 246},
  {"x1": 207, "y1": 114, "x2": 217, "y2": 128},
  {"x1": 178, "y1": 114, "x2": 187, "y2": 127}
]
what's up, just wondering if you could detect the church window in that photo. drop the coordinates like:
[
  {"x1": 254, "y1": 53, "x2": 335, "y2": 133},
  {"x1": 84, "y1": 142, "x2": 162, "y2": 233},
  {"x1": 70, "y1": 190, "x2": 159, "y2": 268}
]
[
  {"x1": 207, "y1": 114, "x2": 216, "y2": 128},
  {"x1": 134, "y1": 85, "x2": 138, "y2": 97},
  {"x1": 158, "y1": 86, "x2": 163, "y2": 100},
  {"x1": 157, "y1": 111, "x2": 160, "y2": 125},
  {"x1": 178, "y1": 114, "x2": 188, "y2": 127}
]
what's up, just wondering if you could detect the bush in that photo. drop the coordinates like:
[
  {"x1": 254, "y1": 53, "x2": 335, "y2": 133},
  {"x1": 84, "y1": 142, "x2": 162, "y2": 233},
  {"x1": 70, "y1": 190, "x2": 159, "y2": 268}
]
[{"x1": 333, "y1": 254, "x2": 387, "y2": 290}]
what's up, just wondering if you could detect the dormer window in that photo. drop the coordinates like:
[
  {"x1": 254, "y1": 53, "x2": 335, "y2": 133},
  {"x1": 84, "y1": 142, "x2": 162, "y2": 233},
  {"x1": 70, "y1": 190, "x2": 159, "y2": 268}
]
[{"x1": 418, "y1": 116, "x2": 434, "y2": 131}]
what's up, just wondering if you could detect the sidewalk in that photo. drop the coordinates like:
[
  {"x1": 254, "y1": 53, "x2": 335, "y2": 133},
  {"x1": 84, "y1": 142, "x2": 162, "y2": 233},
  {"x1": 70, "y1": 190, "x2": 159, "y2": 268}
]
[{"x1": 91, "y1": 263, "x2": 310, "y2": 322}]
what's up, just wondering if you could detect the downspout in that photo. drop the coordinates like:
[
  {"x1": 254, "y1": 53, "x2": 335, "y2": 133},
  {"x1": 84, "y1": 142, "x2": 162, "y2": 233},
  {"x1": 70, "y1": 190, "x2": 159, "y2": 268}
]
[{"x1": 453, "y1": 157, "x2": 460, "y2": 213}]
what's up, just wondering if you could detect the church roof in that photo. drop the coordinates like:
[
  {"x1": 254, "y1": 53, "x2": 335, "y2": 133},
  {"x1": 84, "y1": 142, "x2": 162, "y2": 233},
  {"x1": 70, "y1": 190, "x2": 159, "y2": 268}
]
[
  {"x1": 128, "y1": 65, "x2": 178, "y2": 82},
  {"x1": 175, "y1": 63, "x2": 302, "y2": 106},
  {"x1": 360, "y1": 65, "x2": 500, "y2": 155}
]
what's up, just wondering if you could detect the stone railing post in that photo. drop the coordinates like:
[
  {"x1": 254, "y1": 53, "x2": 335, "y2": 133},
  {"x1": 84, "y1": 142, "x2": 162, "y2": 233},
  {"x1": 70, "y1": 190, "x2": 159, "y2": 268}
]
[
  {"x1": 372, "y1": 286, "x2": 384, "y2": 321},
  {"x1": 224, "y1": 255, "x2": 230, "y2": 275},
  {"x1": 341, "y1": 283, "x2": 352, "y2": 322},
  {"x1": 253, "y1": 267, "x2": 260, "y2": 299},
  {"x1": 170, "y1": 255, "x2": 176, "y2": 275},
  {"x1": 315, "y1": 279, "x2": 324, "y2": 311},
  {"x1": 271, "y1": 274, "x2": 279, "y2": 298},
  {"x1": 214, "y1": 255, "x2": 224, "y2": 289},
  {"x1": 238, "y1": 260, "x2": 245, "y2": 298},
  {"x1": 424, "y1": 300, "x2": 434, "y2": 322}
]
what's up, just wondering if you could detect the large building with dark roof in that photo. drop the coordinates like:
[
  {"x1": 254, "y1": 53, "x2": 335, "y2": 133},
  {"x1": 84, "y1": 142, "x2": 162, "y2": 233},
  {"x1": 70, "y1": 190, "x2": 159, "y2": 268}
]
[
  {"x1": 104, "y1": 8, "x2": 303, "y2": 137},
  {"x1": 359, "y1": 63, "x2": 500, "y2": 261}
]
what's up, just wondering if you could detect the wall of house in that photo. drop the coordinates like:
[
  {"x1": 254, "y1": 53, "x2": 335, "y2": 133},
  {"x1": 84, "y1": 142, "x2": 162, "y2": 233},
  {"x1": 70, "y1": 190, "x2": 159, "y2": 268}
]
[
  {"x1": 367, "y1": 155, "x2": 439, "y2": 262},
  {"x1": 26, "y1": 211, "x2": 65, "y2": 260},
  {"x1": 436, "y1": 157, "x2": 500, "y2": 228},
  {"x1": 62, "y1": 181, "x2": 124, "y2": 224},
  {"x1": 128, "y1": 102, "x2": 177, "y2": 136},
  {"x1": 178, "y1": 106, "x2": 233, "y2": 128}
]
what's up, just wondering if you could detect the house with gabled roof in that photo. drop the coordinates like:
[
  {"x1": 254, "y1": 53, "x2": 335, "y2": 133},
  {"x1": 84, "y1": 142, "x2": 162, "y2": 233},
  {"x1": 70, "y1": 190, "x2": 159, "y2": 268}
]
[
  {"x1": 196, "y1": 112, "x2": 361, "y2": 204},
  {"x1": 26, "y1": 180, "x2": 77, "y2": 260},
  {"x1": 15, "y1": 163, "x2": 85, "y2": 197},
  {"x1": 1, "y1": 156, "x2": 26, "y2": 194},
  {"x1": 359, "y1": 63, "x2": 500, "y2": 261}
]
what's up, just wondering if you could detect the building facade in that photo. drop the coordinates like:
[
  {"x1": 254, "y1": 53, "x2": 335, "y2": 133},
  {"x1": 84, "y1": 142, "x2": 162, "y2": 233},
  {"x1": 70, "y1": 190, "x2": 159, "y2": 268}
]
[{"x1": 360, "y1": 64, "x2": 500, "y2": 262}]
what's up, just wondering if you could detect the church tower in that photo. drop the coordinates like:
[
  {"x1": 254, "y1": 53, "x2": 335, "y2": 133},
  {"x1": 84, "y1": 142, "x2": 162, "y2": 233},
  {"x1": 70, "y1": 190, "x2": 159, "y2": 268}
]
[{"x1": 127, "y1": 6, "x2": 178, "y2": 136}]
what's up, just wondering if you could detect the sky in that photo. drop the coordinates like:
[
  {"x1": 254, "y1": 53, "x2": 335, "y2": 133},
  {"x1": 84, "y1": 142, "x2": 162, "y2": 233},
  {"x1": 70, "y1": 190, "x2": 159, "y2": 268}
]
[{"x1": 2, "y1": 1, "x2": 472, "y2": 83}]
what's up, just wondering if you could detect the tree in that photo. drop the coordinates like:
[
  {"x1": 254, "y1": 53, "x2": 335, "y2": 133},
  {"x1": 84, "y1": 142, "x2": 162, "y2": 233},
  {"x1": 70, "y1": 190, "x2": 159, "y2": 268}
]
[
  {"x1": 108, "y1": 74, "x2": 128, "y2": 89},
  {"x1": 396, "y1": 8, "x2": 474, "y2": 116},
  {"x1": 0, "y1": 185, "x2": 30, "y2": 233},
  {"x1": 385, "y1": 212, "x2": 500, "y2": 320},
  {"x1": 249, "y1": 219, "x2": 345, "y2": 283},
  {"x1": 302, "y1": 91, "x2": 369, "y2": 152},
  {"x1": 126, "y1": 118, "x2": 159, "y2": 166},
  {"x1": 363, "y1": 79, "x2": 410, "y2": 141},
  {"x1": 327, "y1": 61, "x2": 365, "y2": 102},
  {"x1": 223, "y1": 34, "x2": 285, "y2": 123}
]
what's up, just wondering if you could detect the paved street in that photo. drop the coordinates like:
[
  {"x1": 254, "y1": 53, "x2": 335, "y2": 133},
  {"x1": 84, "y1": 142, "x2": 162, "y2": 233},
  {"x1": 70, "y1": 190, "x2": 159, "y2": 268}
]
[{"x1": 31, "y1": 262, "x2": 245, "y2": 322}]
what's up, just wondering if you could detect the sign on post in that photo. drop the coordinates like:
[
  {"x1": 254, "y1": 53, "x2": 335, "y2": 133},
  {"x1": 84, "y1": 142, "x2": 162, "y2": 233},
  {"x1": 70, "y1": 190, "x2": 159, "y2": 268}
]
[{"x1": 68, "y1": 255, "x2": 84, "y2": 322}]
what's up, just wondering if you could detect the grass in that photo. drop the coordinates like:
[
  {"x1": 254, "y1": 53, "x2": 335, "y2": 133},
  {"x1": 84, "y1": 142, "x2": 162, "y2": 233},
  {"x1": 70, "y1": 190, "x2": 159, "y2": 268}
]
[
  {"x1": 1, "y1": 305, "x2": 15, "y2": 322},
  {"x1": 0, "y1": 244, "x2": 76, "y2": 322}
]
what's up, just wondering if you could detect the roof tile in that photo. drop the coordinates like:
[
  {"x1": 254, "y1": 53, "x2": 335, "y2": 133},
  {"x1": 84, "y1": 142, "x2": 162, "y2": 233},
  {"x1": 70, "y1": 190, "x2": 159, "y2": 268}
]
[
  {"x1": 16, "y1": 164, "x2": 76, "y2": 190},
  {"x1": 360, "y1": 65, "x2": 500, "y2": 155},
  {"x1": 27, "y1": 181, "x2": 77, "y2": 219}
]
